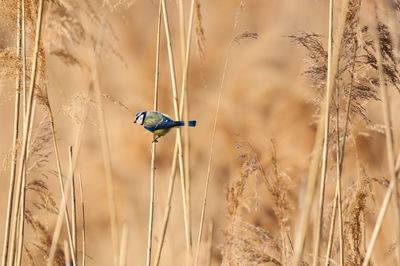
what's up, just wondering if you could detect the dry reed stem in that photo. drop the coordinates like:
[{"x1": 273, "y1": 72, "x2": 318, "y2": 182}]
[
  {"x1": 181, "y1": 0, "x2": 197, "y2": 262},
  {"x1": 196, "y1": 5, "x2": 253, "y2": 265},
  {"x1": 64, "y1": 241, "x2": 70, "y2": 266},
  {"x1": 325, "y1": 76, "x2": 355, "y2": 266},
  {"x1": 14, "y1": 97, "x2": 35, "y2": 266},
  {"x1": 119, "y1": 225, "x2": 128, "y2": 266},
  {"x1": 13, "y1": 100, "x2": 36, "y2": 266},
  {"x1": 333, "y1": 92, "x2": 343, "y2": 266},
  {"x1": 15, "y1": 174, "x2": 25, "y2": 266},
  {"x1": 181, "y1": 0, "x2": 196, "y2": 250},
  {"x1": 154, "y1": 0, "x2": 196, "y2": 263},
  {"x1": 205, "y1": 220, "x2": 214, "y2": 266},
  {"x1": 369, "y1": 2, "x2": 400, "y2": 263},
  {"x1": 149, "y1": 59, "x2": 159, "y2": 264},
  {"x1": 325, "y1": 187, "x2": 338, "y2": 266},
  {"x1": 21, "y1": 0, "x2": 26, "y2": 118},
  {"x1": 195, "y1": 27, "x2": 248, "y2": 265},
  {"x1": 78, "y1": 174, "x2": 86, "y2": 266},
  {"x1": 1, "y1": 2, "x2": 22, "y2": 265},
  {"x1": 16, "y1": 4, "x2": 27, "y2": 262},
  {"x1": 396, "y1": 155, "x2": 400, "y2": 174},
  {"x1": 7, "y1": 0, "x2": 45, "y2": 265},
  {"x1": 146, "y1": 1, "x2": 161, "y2": 264},
  {"x1": 362, "y1": 179, "x2": 394, "y2": 266},
  {"x1": 312, "y1": 0, "x2": 334, "y2": 264},
  {"x1": 293, "y1": 0, "x2": 350, "y2": 264},
  {"x1": 61, "y1": 34, "x2": 100, "y2": 266},
  {"x1": 178, "y1": 0, "x2": 187, "y2": 69},
  {"x1": 325, "y1": 20, "x2": 359, "y2": 266},
  {"x1": 71, "y1": 164, "x2": 77, "y2": 261},
  {"x1": 154, "y1": 63, "x2": 188, "y2": 266},
  {"x1": 47, "y1": 103, "x2": 76, "y2": 265},
  {"x1": 47, "y1": 147, "x2": 74, "y2": 266},
  {"x1": 154, "y1": 142, "x2": 178, "y2": 266},
  {"x1": 92, "y1": 24, "x2": 120, "y2": 266},
  {"x1": 194, "y1": 41, "x2": 231, "y2": 266},
  {"x1": 161, "y1": 0, "x2": 193, "y2": 262}
]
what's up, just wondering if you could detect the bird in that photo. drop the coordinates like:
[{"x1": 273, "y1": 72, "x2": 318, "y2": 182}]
[{"x1": 134, "y1": 111, "x2": 197, "y2": 142}]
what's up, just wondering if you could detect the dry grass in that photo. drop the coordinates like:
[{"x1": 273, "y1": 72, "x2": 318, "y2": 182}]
[{"x1": 1, "y1": 0, "x2": 400, "y2": 265}]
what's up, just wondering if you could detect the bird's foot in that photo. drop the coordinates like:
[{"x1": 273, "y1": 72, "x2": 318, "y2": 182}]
[{"x1": 152, "y1": 137, "x2": 159, "y2": 143}]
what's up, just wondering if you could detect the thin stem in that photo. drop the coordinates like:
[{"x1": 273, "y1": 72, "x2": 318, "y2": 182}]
[
  {"x1": 369, "y1": 2, "x2": 400, "y2": 263},
  {"x1": 71, "y1": 161, "x2": 78, "y2": 261},
  {"x1": 119, "y1": 225, "x2": 128, "y2": 266},
  {"x1": 293, "y1": 0, "x2": 351, "y2": 264},
  {"x1": 205, "y1": 221, "x2": 214, "y2": 266},
  {"x1": 325, "y1": 29, "x2": 358, "y2": 266},
  {"x1": 13, "y1": 101, "x2": 36, "y2": 266},
  {"x1": 161, "y1": 0, "x2": 193, "y2": 262},
  {"x1": 92, "y1": 24, "x2": 120, "y2": 266},
  {"x1": 47, "y1": 147, "x2": 74, "y2": 266},
  {"x1": 154, "y1": 142, "x2": 178, "y2": 266},
  {"x1": 312, "y1": 0, "x2": 334, "y2": 264},
  {"x1": 1, "y1": 1, "x2": 22, "y2": 264},
  {"x1": 47, "y1": 105, "x2": 76, "y2": 265},
  {"x1": 146, "y1": 2, "x2": 161, "y2": 265},
  {"x1": 15, "y1": 1, "x2": 28, "y2": 265},
  {"x1": 362, "y1": 180, "x2": 394, "y2": 266},
  {"x1": 324, "y1": 189, "x2": 337, "y2": 266},
  {"x1": 15, "y1": 175, "x2": 25, "y2": 266},
  {"x1": 8, "y1": 0, "x2": 45, "y2": 265},
  {"x1": 78, "y1": 174, "x2": 86, "y2": 266},
  {"x1": 154, "y1": 0, "x2": 196, "y2": 263},
  {"x1": 182, "y1": 0, "x2": 195, "y2": 252},
  {"x1": 195, "y1": 47, "x2": 230, "y2": 266},
  {"x1": 64, "y1": 241, "x2": 70, "y2": 266}
]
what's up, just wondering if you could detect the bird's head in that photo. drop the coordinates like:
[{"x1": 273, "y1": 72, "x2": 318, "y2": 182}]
[{"x1": 134, "y1": 111, "x2": 147, "y2": 125}]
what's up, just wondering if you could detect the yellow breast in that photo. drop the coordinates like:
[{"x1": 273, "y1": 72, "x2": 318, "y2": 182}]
[{"x1": 153, "y1": 128, "x2": 171, "y2": 137}]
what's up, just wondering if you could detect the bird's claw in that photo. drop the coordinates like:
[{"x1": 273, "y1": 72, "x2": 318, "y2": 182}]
[{"x1": 152, "y1": 138, "x2": 159, "y2": 143}]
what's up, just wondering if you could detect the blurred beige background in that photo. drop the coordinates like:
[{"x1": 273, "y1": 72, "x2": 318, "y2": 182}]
[{"x1": 1, "y1": 0, "x2": 398, "y2": 265}]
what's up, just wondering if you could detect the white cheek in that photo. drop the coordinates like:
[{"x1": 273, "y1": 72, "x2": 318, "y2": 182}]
[{"x1": 137, "y1": 116, "x2": 144, "y2": 125}]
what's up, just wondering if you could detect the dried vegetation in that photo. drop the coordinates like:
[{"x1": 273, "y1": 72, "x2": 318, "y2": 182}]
[{"x1": 0, "y1": 0, "x2": 400, "y2": 265}]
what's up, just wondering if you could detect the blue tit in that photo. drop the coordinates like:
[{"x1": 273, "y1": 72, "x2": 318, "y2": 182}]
[{"x1": 134, "y1": 111, "x2": 197, "y2": 142}]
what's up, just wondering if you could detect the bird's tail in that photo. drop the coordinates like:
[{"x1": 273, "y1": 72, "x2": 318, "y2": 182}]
[
  {"x1": 175, "y1": 120, "x2": 197, "y2": 127},
  {"x1": 188, "y1": 120, "x2": 196, "y2": 127}
]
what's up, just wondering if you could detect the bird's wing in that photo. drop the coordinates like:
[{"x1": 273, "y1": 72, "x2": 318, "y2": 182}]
[{"x1": 144, "y1": 119, "x2": 177, "y2": 131}]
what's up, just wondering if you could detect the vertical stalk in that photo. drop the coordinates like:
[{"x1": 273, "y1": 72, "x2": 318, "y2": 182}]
[
  {"x1": 181, "y1": 1, "x2": 196, "y2": 256},
  {"x1": 47, "y1": 147, "x2": 74, "y2": 266},
  {"x1": 370, "y1": 2, "x2": 400, "y2": 263},
  {"x1": 15, "y1": 1, "x2": 28, "y2": 265},
  {"x1": 71, "y1": 163, "x2": 77, "y2": 261},
  {"x1": 1, "y1": 1, "x2": 22, "y2": 264},
  {"x1": 119, "y1": 225, "x2": 128, "y2": 266},
  {"x1": 92, "y1": 25, "x2": 120, "y2": 266},
  {"x1": 362, "y1": 180, "x2": 394, "y2": 266},
  {"x1": 325, "y1": 23, "x2": 358, "y2": 266},
  {"x1": 154, "y1": 142, "x2": 178, "y2": 266},
  {"x1": 64, "y1": 241, "x2": 70, "y2": 265},
  {"x1": 194, "y1": 38, "x2": 236, "y2": 266},
  {"x1": 15, "y1": 97, "x2": 37, "y2": 266},
  {"x1": 293, "y1": 0, "x2": 350, "y2": 264},
  {"x1": 155, "y1": 1, "x2": 197, "y2": 263},
  {"x1": 146, "y1": 1, "x2": 161, "y2": 265},
  {"x1": 78, "y1": 174, "x2": 86, "y2": 266},
  {"x1": 8, "y1": 0, "x2": 45, "y2": 264},
  {"x1": 47, "y1": 103, "x2": 76, "y2": 265},
  {"x1": 205, "y1": 221, "x2": 214, "y2": 266},
  {"x1": 313, "y1": 0, "x2": 333, "y2": 264},
  {"x1": 161, "y1": 0, "x2": 193, "y2": 262}
]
